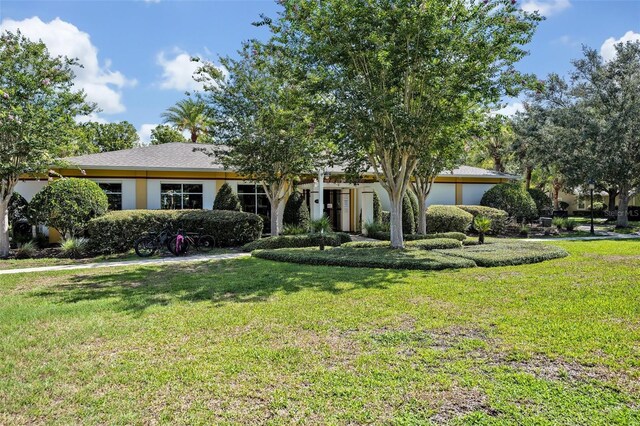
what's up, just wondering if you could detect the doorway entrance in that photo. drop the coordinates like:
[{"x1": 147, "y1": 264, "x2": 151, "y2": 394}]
[{"x1": 323, "y1": 189, "x2": 341, "y2": 231}]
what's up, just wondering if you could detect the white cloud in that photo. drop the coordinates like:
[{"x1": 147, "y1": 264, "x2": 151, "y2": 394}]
[
  {"x1": 521, "y1": 0, "x2": 571, "y2": 17},
  {"x1": 601, "y1": 31, "x2": 640, "y2": 62},
  {"x1": 157, "y1": 50, "x2": 204, "y2": 91},
  {"x1": 139, "y1": 124, "x2": 158, "y2": 145},
  {"x1": 0, "y1": 17, "x2": 136, "y2": 114},
  {"x1": 75, "y1": 113, "x2": 109, "y2": 124},
  {"x1": 492, "y1": 102, "x2": 525, "y2": 117},
  {"x1": 554, "y1": 35, "x2": 579, "y2": 48}
]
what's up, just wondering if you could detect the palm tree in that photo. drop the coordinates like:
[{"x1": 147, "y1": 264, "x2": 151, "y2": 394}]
[{"x1": 161, "y1": 98, "x2": 210, "y2": 143}]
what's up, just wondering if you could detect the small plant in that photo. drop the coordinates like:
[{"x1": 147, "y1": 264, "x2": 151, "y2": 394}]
[
  {"x1": 282, "y1": 224, "x2": 308, "y2": 235},
  {"x1": 519, "y1": 225, "x2": 530, "y2": 237},
  {"x1": 15, "y1": 241, "x2": 38, "y2": 259},
  {"x1": 564, "y1": 219, "x2": 577, "y2": 231},
  {"x1": 473, "y1": 215, "x2": 492, "y2": 244},
  {"x1": 309, "y1": 216, "x2": 332, "y2": 250},
  {"x1": 363, "y1": 221, "x2": 388, "y2": 236},
  {"x1": 552, "y1": 217, "x2": 566, "y2": 230},
  {"x1": 60, "y1": 237, "x2": 89, "y2": 259}
]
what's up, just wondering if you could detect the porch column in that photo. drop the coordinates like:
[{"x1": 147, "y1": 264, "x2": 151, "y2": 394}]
[
  {"x1": 340, "y1": 190, "x2": 350, "y2": 231},
  {"x1": 360, "y1": 185, "x2": 374, "y2": 235}
]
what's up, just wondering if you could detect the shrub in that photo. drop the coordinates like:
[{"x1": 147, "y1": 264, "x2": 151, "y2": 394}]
[
  {"x1": 473, "y1": 215, "x2": 492, "y2": 244},
  {"x1": 407, "y1": 190, "x2": 419, "y2": 230},
  {"x1": 591, "y1": 201, "x2": 605, "y2": 211},
  {"x1": 252, "y1": 247, "x2": 476, "y2": 271},
  {"x1": 552, "y1": 217, "x2": 565, "y2": 230},
  {"x1": 60, "y1": 237, "x2": 89, "y2": 259},
  {"x1": 9, "y1": 192, "x2": 29, "y2": 224},
  {"x1": 283, "y1": 191, "x2": 310, "y2": 228},
  {"x1": 436, "y1": 241, "x2": 568, "y2": 267},
  {"x1": 458, "y1": 205, "x2": 508, "y2": 235},
  {"x1": 405, "y1": 238, "x2": 462, "y2": 250},
  {"x1": 480, "y1": 183, "x2": 538, "y2": 221},
  {"x1": 519, "y1": 224, "x2": 530, "y2": 237},
  {"x1": 15, "y1": 241, "x2": 37, "y2": 259},
  {"x1": 425, "y1": 205, "x2": 473, "y2": 234},
  {"x1": 373, "y1": 192, "x2": 382, "y2": 224},
  {"x1": 363, "y1": 221, "x2": 389, "y2": 236},
  {"x1": 342, "y1": 240, "x2": 390, "y2": 248},
  {"x1": 87, "y1": 209, "x2": 263, "y2": 254},
  {"x1": 369, "y1": 231, "x2": 467, "y2": 242},
  {"x1": 309, "y1": 216, "x2": 332, "y2": 233},
  {"x1": 213, "y1": 183, "x2": 242, "y2": 211},
  {"x1": 564, "y1": 218, "x2": 577, "y2": 231},
  {"x1": 381, "y1": 211, "x2": 390, "y2": 226},
  {"x1": 282, "y1": 224, "x2": 308, "y2": 235},
  {"x1": 402, "y1": 193, "x2": 416, "y2": 235},
  {"x1": 29, "y1": 178, "x2": 108, "y2": 238},
  {"x1": 242, "y1": 232, "x2": 352, "y2": 252},
  {"x1": 528, "y1": 188, "x2": 553, "y2": 216}
]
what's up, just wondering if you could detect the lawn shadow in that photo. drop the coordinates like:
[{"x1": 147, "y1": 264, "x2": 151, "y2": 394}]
[{"x1": 32, "y1": 257, "x2": 422, "y2": 314}]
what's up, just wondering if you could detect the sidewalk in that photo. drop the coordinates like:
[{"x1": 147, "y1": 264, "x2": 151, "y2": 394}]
[{"x1": 0, "y1": 252, "x2": 250, "y2": 276}]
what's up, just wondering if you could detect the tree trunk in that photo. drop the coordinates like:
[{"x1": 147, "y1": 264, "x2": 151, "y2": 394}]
[
  {"x1": 389, "y1": 192, "x2": 404, "y2": 249},
  {"x1": 0, "y1": 197, "x2": 10, "y2": 258},
  {"x1": 264, "y1": 181, "x2": 288, "y2": 236},
  {"x1": 607, "y1": 188, "x2": 618, "y2": 213},
  {"x1": 270, "y1": 200, "x2": 283, "y2": 236},
  {"x1": 191, "y1": 131, "x2": 198, "y2": 143},
  {"x1": 525, "y1": 166, "x2": 533, "y2": 190},
  {"x1": 553, "y1": 187, "x2": 560, "y2": 210},
  {"x1": 617, "y1": 186, "x2": 630, "y2": 228}
]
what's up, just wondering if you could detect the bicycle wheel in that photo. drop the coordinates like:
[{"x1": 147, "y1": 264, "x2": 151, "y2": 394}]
[
  {"x1": 134, "y1": 236, "x2": 157, "y2": 257},
  {"x1": 169, "y1": 236, "x2": 189, "y2": 256},
  {"x1": 196, "y1": 235, "x2": 216, "y2": 252}
]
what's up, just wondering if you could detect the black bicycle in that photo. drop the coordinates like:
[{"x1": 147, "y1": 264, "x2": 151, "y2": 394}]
[
  {"x1": 170, "y1": 228, "x2": 216, "y2": 255},
  {"x1": 134, "y1": 227, "x2": 175, "y2": 257}
]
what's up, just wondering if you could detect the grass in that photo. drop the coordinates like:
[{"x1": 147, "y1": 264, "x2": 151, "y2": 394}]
[{"x1": 1, "y1": 240, "x2": 639, "y2": 424}]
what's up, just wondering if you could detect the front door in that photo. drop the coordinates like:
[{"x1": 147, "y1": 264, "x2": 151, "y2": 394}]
[{"x1": 323, "y1": 189, "x2": 341, "y2": 231}]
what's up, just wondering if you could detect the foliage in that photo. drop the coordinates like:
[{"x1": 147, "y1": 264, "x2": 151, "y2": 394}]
[
  {"x1": 425, "y1": 205, "x2": 473, "y2": 234},
  {"x1": 60, "y1": 237, "x2": 89, "y2": 259},
  {"x1": 309, "y1": 216, "x2": 332, "y2": 234},
  {"x1": 559, "y1": 201, "x2": 570, "y2": 211},
  {"x1": 404, "y1": 238, "x2": 463, "y2": 250},
  {"x1": 402, "y1": 193, "x2": 416, "y2": 235},
  {"x1": 373, "y1": 192, "x2": 382, "y2": 224},
  {"x1": 282, "y1": 224, "x2": 308, "y2": 235},
  {"x1": 552, "y1": 217, "x2": 566, "y2": 230},
  {"x1": 467, "y1": 115, "x2": 515, "y2": 173},
  {"x1": 564, "y1": 219, "x2": 577, "y2": 231},
  {"x1": 480, "y1": 183, "x2": 538, "y2": 221},
  {"x1": 407, "y1": 190, "x2": 419, "y2": 230},
  {"x1": 527, "y1": 188, "x2": 553, "y2": 216},
  {"x1": 363, "y1": 221, "x2": 389, "y2": 236},
  {"x1": 436, "y1": 241, "x2": 568, "y2": 267},
  {"x1": 8, "y1": 192, "x2": 29, "y2": 225},
  {"x1": 74, "y1": 121, "x2": 139, "y2": 154},
  {"x1": 283, "y1": 191, "x2": 310, "y2": 229},
  {"x1": 519, "y1": 224, "x2": 530, "y2": 236},
  {"x1": 0, "y1": 30, "x2": 94, "y2": 257},
  {"x1": 14, "y1": 240, "x2": 37, "y2": 259},
  {"x1": 458, "y1": 205, "x2": 508, "y2": 235},
  {"x1": 591, "y1": 201, "x2": 605, "y2": 211},
  {"x1": 242, "y1": 232, "x2": 351, "y2": 252},
  {"x1": 212, "y1": 183, "x2": 242, "y2": 211},
  {"x1": 369, "y1": 231, "x2": 467, "y2": 242},
  {"x1": 161, "y1": 98, "x2": 210, "y2": 143},
  {"x1": 87, "y1": 209, "x2": 263, "y2": 254},
  {"x1": 29, "y1": 178, "x2": 108, "y2": 238},
  {"x1": 473, "y1": 215, "x2": 492, "y2": 244},
  {"x1": 150, "y1": 124, "x2": 188, "y2": 145}
]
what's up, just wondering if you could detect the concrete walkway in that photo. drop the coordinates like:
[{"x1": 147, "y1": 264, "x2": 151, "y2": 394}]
[{"x1": 0, "y1": 252, "x2": 250, "y2": 276}]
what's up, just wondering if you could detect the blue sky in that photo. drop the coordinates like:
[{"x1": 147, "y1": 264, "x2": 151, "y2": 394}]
[{"x1": 1, "y1": 0, "x2": 639, "y2": 142}]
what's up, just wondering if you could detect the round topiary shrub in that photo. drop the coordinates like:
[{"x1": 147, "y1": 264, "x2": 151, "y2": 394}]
[
  {"x1": 480, "y1": 183, "x2": 538, "y2": 221},
  {"x1": 283, "y1": 191, "x2": 310, "y2": 229},
  {"x1": 425, "y1": 205, "x2": 473, "y2": 233},
  {"x1": 213, "y1": 183, "x2": 242, "y2": 211},
  {"x1": 457, "y1": 205, "x2": 508, "y2": 235},
  {"x1": 527, "y1": 188, "x2": 553, "y2": 217},
  {"x1": 29, "y1": 178, "x2": 108, "y2": 238},
  {"x1": 402, "y1": 193, "x2": 416, "y2": 235}
]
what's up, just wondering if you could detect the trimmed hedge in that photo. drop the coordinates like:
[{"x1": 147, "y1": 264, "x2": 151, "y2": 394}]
[
  {"x1": 369, "y1": 231, "x2": 467, "y2": 242},
  {"x1": 213, "y1": 183, "x2": 242, "y2": 211},
  {"x1": 425, "y1": 205, "x2": 473, "y2": 234},
  {"x1": 436, "y1": 241, "x2": 568, "y2": 267},
  {"x1": 408, "y1": 190, "x2": 419, "y2": 230},
  {"x1": 242, "y1": 232, "x2": 352, "y2": 252},
  {"x1": 458, "y1": 205, "x2": 508, "y2": 235},
  {"x1": 481, "y1": 183, "x2": 537, "y2": 221},
  {"x1": 283, "y1": 191, "x2": 310, "y2": 228},
  {"x1": 528, "y1": 188, "x2": 553, "y2": 216},
  {"x1": 405, "y1": 238, "x2": 462, "y2": 250},
  {"x1": 253, "y1": 247, "x2": 476, "y2": 271},
  {"x1": 87, "y1": 209, "x2": 263, "y2": 253},
  {"x1": 402, "y1": 193, "x2": 416, "y2": 235}
]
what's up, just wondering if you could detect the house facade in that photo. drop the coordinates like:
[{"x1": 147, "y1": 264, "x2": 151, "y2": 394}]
[{"x1": 15, "y1": 143, "x2": 517, "y2": 240}]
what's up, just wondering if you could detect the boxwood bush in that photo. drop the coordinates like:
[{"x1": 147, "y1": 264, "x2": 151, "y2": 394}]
[
  {"x1": 283, "y1": 191, "x2": 310, "y2": 228},
  {"x1": 405, "y1": 238, "x2": 462, "y2": 250},
  {"x1": 425, "y1": 205, "x2": 473, "y2": 233},
  {"x1": 87, "y1": 209, "x2": 263, "y2": 253},
  {"x1": 369, "y1": 231, "x2": 467, "y2": 242},
  {"x1": 242, "y1": 232, "x2": 352, "y2": 252},
  {"x1": 481, "y1": 183, "x2": 538, "y2": 221},
  {"x1": 457, "y1": 205, "x2": 508, "y2": 235}
]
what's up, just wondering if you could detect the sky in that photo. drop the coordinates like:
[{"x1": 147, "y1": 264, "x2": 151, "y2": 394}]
[{"x1": 1, "y1": 0, "x2": 639, "y2": 143}]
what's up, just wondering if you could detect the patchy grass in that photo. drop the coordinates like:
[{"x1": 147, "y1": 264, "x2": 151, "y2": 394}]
[
  {"x1": 0, "y1": 240, "x2": 639, "y2": 424},
  {"x1": 437, "y1": 241, "x2": 568, "y2": 267}
]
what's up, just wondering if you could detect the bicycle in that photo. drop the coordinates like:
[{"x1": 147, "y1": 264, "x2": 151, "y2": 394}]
[
  {"x1": 133, "y1": 227, "x2": 175, "y2": 257},
  {"x1": 170, "y1": 228, "x2": 216, "y2": 255}
]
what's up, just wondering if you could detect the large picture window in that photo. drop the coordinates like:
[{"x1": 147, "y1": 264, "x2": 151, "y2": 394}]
[
  {"x1": 161, "y1": 183, "x2": 203, "y2": 210},
  {"x1": 237, "y1": 184, "x2": 270, "y2": 231},
  {"x1": 98, "y1": 183, "x2": 122, "y2": 211}
]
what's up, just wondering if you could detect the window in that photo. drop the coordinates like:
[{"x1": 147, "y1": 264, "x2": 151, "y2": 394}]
[
  {"x1": 161, "y1": 183, "x2": 203, "y2": 210},
  {"x1": 98, "y1": 183, "x2": 122, "y2": 210},
  {"x1": 237, "y1": 184, "x2": 270, "y2": 230}
]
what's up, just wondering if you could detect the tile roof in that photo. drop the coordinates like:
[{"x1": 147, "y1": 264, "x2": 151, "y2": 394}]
[{"x1": 64, "y1": 142, "x2": 518, "y2": 179}]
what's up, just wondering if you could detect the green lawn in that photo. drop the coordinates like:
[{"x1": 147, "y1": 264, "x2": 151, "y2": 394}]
[{"x1": 1, "y1": 240, "x2": 639, "y2": 424}]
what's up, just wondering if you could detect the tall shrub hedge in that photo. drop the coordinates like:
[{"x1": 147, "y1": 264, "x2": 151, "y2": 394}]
[
  {"x1": 283, "y1": 191, "x2": 310, "y2": 228},
  {"x1": 425, "y1": 205, "x2": 473, "y2": 233},
  {"x1": 408, "y1": 190, "x2": 419, "y2": 230},
  {"x1": 213, "y1": 183, "x2": 242, "y2": 211},
  {"x1": 480, "y1": 183, "x2": 537, "y2": 221},
  {"x1": 373, "y1": 192, "x2": 382, "y2": 224},
  {"x1": 458, "y1": 205, "x2": 508, "y2": 235},
  {"x1": 527, "y1": 188, "x2": 553, "y2": 217},
  {"x1": 402, "y1": 193, "x2": 416, "y2": 235},
  {"x1": 87, "y1": 209, "x2": 262, "y2": 253}
]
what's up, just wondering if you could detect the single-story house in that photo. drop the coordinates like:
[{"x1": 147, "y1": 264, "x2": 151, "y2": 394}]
[{"x1": 15, "y1": 143, "x2": 517, "y2": 241}]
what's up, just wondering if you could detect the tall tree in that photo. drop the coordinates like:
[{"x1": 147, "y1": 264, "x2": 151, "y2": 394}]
[
  {"x1": 198, "y1": 40, "x2": 328, "y2": 235},
  {"x1": 277, "y1": 0, "x2": 540, "y2": 247},
  {"x1": 150, "y1": 124, "x2": 188, "y2": 145},
  {"x1": 75, "y1": 121, "x2": 139, "y2": 154},
  {"x1": 0, "y1": 31, "x2": 93, "y2": 257},
  {"x1": 161, "y1": 98, "x2": 210, "y2": 143}
]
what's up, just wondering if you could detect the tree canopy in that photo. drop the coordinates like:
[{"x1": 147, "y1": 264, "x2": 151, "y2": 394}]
[
  {"x1": 161, "y1": 98, "x2": 211, "y2": 143},
  {"x1": 150, "y1": 124, "x2": 188, "y2": 145},
  {"x1": 75, "y1": 121, "x2": 140, "y2": 154}
]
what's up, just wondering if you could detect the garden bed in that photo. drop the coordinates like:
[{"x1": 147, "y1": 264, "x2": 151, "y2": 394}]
[{"x1": 252, "y1": 240, "x2": 568, "y2": 270}]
